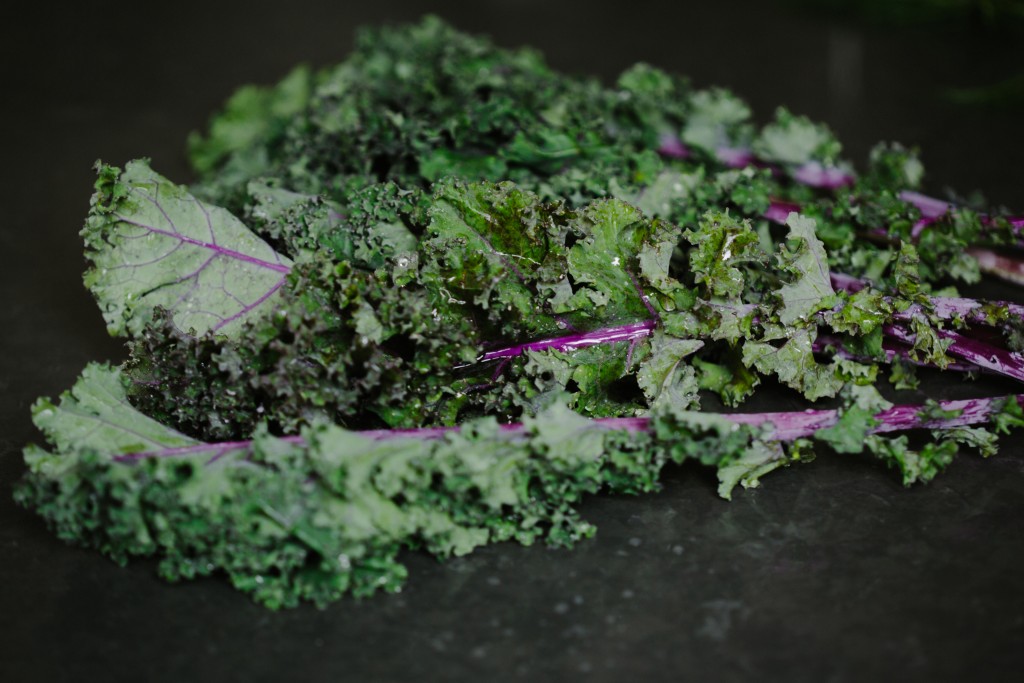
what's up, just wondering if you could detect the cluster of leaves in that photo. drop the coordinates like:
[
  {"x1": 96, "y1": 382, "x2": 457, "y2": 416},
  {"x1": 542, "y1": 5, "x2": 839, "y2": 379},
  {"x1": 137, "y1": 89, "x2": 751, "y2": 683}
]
[
  {"x1": 18, "y1": 364, "x2": 811, "y2": 608},
  {"x1": 187, "y1": 17, "x2": 1021, "y2": 291},
  {"x1": 16, "y1": 17, "x2": 1024, "y2": 608},
  {"x1": 110, "y1": 159, "x2": 959, "y2": 434}
]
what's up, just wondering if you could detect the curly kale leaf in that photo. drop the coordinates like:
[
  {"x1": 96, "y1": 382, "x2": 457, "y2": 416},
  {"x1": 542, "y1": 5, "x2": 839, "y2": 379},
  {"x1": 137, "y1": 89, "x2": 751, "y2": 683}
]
[
  {"x1": 635, "y1": 332, "x2": 703, "y2": 410},
  {"x1": 188, "y1": 64, "x2": 314, "y2": 176},
  {"x1": 753, "y1": 107, "x2": 843, "y2": 168},
  {"x1": 421, "y1": 180, "x2": 684, "y2": 337},
  {"x1": 20, "y1": 364, "x2": 1024, "y2": 608},
  {"x1": 126, "y1": 253, "x2": 486, "y2": 439},
  {"x1": 683, "y1": 210, "x2": 765, "y2": 300},
  {"x1": 814, "y1": 384, "x2": 893, "y2": 454},
  {"x1": 19, "y1": 367, "x2": 722, "y2": 608},
  {"x1": 680, "y1": 88, "x2": 753, "y2": 156},
  {"x1": 738, "y1": 213, "x2": 848, "y2": 400},
  {"x1": 773, "y1": 213, "x2": 837, "y2": 325}
]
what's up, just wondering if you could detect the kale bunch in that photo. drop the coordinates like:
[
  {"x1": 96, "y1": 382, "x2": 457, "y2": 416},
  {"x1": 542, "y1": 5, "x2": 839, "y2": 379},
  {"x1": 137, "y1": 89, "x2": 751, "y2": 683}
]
[{"x1": 15, "y1": 17, "x2": 1024, "y2": 608}]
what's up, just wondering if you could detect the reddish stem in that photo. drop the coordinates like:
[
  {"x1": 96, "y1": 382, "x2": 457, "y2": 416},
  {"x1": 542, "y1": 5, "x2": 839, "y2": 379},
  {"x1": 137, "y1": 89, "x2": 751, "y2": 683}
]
[{"x1": 114, "y1": 394, "x2": 1023, "y2": 463}]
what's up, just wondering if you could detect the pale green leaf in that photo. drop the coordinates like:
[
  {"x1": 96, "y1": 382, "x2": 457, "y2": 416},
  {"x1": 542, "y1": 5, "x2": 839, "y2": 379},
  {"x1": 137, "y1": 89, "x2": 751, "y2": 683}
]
[
  {"x1": 636, "y1": 333, "x2": 703, "y2": 409},
  {"x1": 775, "y1": 213, "x2": 835, "y2": 326},
  {"x1": 84, "y1": 160, "x2": 293, "y2": 337},
  {"x1": 716, "y1": 440, "x2": 788, "y2": 500},
  {"x1": 30, "y1": 363, "x2": 198, "y2": 461}
]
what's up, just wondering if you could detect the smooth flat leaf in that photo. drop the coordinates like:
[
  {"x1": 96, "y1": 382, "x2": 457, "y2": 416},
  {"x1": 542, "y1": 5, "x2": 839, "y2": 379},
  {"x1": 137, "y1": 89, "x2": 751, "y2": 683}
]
[
  {"x1": 84, "y1": 160, "x2": 293, "y2": 337},
  {"x1": 29, "y1": 363, "x2": 199, "y2": 461}
]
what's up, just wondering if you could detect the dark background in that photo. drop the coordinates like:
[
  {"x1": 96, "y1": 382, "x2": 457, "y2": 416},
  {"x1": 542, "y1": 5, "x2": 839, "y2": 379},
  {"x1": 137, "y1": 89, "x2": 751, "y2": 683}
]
[{"x1": 2, "y1": 1, "x2": 1023, "y2": 680}]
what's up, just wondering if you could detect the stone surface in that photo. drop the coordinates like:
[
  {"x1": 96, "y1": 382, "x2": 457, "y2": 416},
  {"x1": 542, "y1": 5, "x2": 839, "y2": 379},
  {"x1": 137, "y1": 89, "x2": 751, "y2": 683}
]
[{"x1": 2, "y1": 2, "x2": 1023, "y2": 681}]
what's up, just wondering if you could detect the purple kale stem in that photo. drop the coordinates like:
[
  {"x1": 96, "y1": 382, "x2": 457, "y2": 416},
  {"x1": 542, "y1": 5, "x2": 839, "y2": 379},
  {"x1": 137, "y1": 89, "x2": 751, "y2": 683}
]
[
  {"x1": 626, "y1": 267, "x2": 660, "y2": 320},
  {"x1": 490, "y1": 358, "x2": 510, "y2": 381},
  {"x1": 829, "y1": 271, "x2": 1024, "y2": 381},
  {"x1": 791, "y1": 161, "x2": 855, "y2": 189},
  {"x1": 469, "y1": 271, "x2": 1012, "y2": 376},
  {"x1": 478, "y1": 320, "x2": 657, "y2": 362},
  {"x1": 625, "y1": 336, "x2": 642, "y2": 369},
  {"x1": 813, "y1": 334, "x2": 980, "y2": 373},
  {"x1": 926, "y1": 293, "x2": 1024, "y2": 323},
  {"x1": 716, "y1": 147, "x2": 756, "y2": 168},
  {"x1": 831, "y1": 271, "x2": 1024, "y2": 327},
  {"x1": 899, "y1": 191, "x2": 951, "y2": 221},
  {"x1": 900, "y1": 190, "x2": 951, "y2": 238},
  {"x1": 885, "y1": 323, "x2": 1024, "y2": 384},
  {"x1": 657, "y1": 139, "x2": 854, "y2": 187},
  {"x1": 900, "y1": 191, "x2": 1024, "y2": 238},
  {"x1": 657, "y1": 133, "x2": 690, "y2": 159},
  {"x1": 829, "y1": 272, "x2": 866, "y2": 293},
  {"x1": 968, "y1": 247, "x2": 1024, "y2": 286},
  {"x1": 113, "y1": 435, "x2": 306, "y2": 462},
  {"x1": 765, "y1": 199, "x2": 801, "y2": 224},
  {"x1": 725, "y1": 394, "x2": 1016, "y2": 441},
  {"x1": 471, "y1": 270, "x2": 1015, "y2": 380},
  {"x1": 113, "y1": 394, "x2": 1022, "y2": 463}
]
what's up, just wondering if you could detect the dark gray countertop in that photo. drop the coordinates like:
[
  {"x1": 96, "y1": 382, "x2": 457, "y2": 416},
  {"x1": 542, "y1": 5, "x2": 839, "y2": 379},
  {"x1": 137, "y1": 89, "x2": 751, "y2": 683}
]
[{"x1": 2, "y1": 2, "x2": 1023, "y2": 681}]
